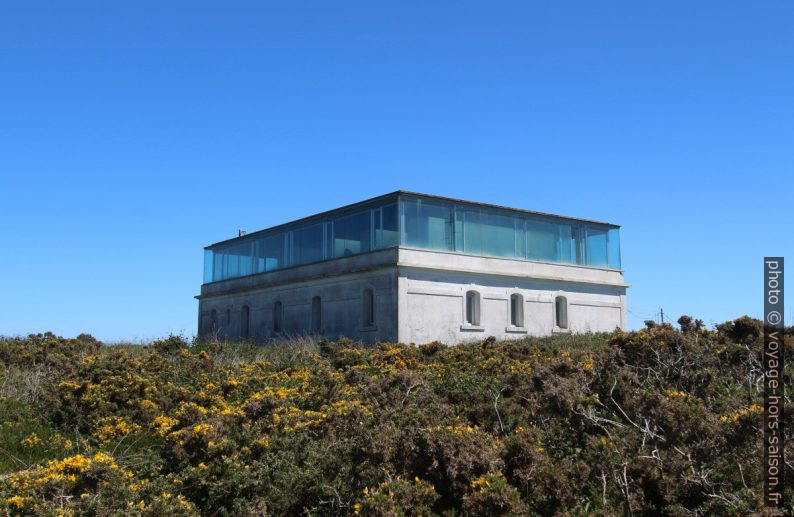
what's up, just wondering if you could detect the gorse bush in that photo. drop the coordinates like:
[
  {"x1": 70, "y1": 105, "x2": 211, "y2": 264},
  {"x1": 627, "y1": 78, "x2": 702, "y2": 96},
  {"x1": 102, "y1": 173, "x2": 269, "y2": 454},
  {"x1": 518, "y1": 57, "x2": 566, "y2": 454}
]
[{"x1": 0, "y1": 319, "x2": 791, "y2": 516}]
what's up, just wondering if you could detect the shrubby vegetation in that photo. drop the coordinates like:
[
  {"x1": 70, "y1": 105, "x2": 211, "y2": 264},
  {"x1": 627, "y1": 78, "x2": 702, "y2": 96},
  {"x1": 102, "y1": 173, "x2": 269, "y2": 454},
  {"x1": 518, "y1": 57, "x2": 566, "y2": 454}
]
[{"x1": 0, "y1": 317, "x2": 791, "y2": 515}]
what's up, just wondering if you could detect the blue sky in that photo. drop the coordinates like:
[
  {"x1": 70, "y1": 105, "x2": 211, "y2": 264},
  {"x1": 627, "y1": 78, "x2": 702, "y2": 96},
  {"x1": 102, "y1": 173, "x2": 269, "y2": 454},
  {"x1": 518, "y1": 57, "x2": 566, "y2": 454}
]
[{"x1": 1, "y1": 1, "x2": 792, "y2": 341}]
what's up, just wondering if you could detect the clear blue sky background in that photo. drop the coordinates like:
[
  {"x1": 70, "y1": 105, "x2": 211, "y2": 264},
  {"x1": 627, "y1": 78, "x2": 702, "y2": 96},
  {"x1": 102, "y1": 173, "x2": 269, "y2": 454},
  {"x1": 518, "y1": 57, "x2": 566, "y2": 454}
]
[{"x1": 1, "y1": 2, "x2": 792, "y2": 342}]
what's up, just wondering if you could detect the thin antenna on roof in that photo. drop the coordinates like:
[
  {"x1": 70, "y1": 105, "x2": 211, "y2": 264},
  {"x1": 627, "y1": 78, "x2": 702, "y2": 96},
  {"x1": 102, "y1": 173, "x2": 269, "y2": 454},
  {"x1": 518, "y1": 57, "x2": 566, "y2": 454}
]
[{"x1": 238, "y1": 229, "x2": 246, "y2": 237}]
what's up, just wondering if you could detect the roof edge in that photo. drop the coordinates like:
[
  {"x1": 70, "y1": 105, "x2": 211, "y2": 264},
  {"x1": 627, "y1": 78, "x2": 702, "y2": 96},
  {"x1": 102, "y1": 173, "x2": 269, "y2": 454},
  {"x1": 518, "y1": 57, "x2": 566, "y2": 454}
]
[{"x1": 205, "y1": 190, "x2": 620, "y2": 249}]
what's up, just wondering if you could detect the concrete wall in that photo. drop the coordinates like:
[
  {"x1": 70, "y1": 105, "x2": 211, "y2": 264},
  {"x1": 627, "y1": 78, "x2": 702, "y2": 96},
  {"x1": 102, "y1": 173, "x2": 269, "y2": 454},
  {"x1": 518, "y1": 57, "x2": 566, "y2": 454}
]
[
  {"x1": 395, "y1": 248, "x2": 627, "y2": 344},
  {"x1": 198, "y1": 267, "x2": 398, "y2": 344}
]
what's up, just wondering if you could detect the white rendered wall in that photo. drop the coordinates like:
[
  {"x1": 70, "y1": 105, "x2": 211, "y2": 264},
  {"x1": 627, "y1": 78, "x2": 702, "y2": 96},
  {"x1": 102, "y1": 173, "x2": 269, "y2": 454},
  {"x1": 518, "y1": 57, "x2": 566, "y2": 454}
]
[{"x1": 396, "y1": 248, "x2": 627, "y2": 344}]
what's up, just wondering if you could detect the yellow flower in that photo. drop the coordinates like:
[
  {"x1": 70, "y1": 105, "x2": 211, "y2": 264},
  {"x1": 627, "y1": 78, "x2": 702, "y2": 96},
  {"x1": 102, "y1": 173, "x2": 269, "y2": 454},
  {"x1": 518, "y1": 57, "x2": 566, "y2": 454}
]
[
  {"x1": 92, "y1": 452, "x2": 115, "y2": 464},
  {"x1": 94, "y1": 417, "x2": 141, "y2": 443},
  {"x1": 152, "y1": 415, "x2": 179, "y2": 436},
  {"x1": 192, "y1": 423, "x2": 213, "y2": 436},
  {"x1": 470, "y1": 475, "x2": 491, "y2": 490},
  {"x1": 720, "y1": 404, "x2": 763, "y2": 423},
  {"x1": 21, "y1": 432, "x2": 41, "y2": 448},
  {"x1": 5, "y1": 495, "x2": 27, "y2": 509},
  {"x1": 60, "y1": 454, "x2": 92, "y2": 471},
  {"x1": 58, "y1": 380, "x2": 82, "y2": 392}
]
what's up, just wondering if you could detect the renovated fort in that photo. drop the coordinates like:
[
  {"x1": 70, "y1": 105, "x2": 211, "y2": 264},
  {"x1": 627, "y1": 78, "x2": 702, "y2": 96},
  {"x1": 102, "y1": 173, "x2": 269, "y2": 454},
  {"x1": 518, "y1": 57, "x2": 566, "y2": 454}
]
[{"x1": 197, "y1": 191, "x2": 627, "y2": 344}]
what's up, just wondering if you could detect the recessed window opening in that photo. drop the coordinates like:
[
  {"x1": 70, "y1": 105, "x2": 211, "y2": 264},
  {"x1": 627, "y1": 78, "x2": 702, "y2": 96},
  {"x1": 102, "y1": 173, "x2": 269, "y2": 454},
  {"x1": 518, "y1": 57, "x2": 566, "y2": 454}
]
[
  {"x1": 311, "y1": 296, "x2": 322, "y2": 332},
  {"x1": 510, "y1": 294, "x2": 523, "y2": 327},
  {"x1": 465, "y1": 290, "x2": 481, "y2": 326},
  {"x1": 362, "y1": 288, "x2": 375, "y2": 327},
  {"x1": 210, "y1": 309, "x2": 218, "y2": 331},
  {"x1": 555, "y1": 296, "x2": 568, "y2": 329},
  {"x1": 241, "y1": 305, "x2": 250, "y2": 339},
  {"x1": 226, "y1": 309, "x2": 231, "y2": 325},
  {"x1": 273, "y1": 301, "x2": 283, "y2": 333}
]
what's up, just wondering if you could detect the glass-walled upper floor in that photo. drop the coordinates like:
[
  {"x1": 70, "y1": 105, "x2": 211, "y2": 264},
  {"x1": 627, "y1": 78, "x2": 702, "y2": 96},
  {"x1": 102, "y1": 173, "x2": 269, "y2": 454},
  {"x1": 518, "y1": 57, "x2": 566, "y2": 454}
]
[
  {"x1": 204, "y1": 197, "x2": 399, "y2": 283},
  {"x1": 203, "y1": 192, "x2": 621, "y2": 283}
]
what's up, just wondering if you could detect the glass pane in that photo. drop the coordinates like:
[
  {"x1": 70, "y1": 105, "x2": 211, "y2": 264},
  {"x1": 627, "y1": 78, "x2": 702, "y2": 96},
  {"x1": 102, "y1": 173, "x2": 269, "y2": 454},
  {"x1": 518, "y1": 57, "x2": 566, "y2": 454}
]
[
  {"x1": 526, "y1": 220, "x2": 559, "y2": 262},
  {"x1": 526, "y1": 219, "x2": 573, "y2": 264},
  {"x1": 454, "y1": 209, "x2": 464, "y2": 252},
  {"x1": 586, "y1": 227, "x2": 608, "y2": 267},
  {"x1": 402, "y1": 198, "x2": 452, "y2": 251},
  {"x1": 224, "y1": 251, "x2": 234, "y2": 278},
  {"x1": 216, "y1": 241, "x2": 253, "y2": 280},
  {"x1": 557, "y1": 224, "x2": 572, "y2": 263},
  {"x1": 291, "y1": 223, "x2": 324, "y2": 265},
  {"x1": 514, "y1": 220, "x2": 525, "y2": 259},
  {"x1": 376, "y1": 203, "x2": 399, "y2": 248},
  {"x1": 461, "y1": 209, "x2": 485, "y2": 255},
  {"x1": 487, "y1": 212, "x2": 519, "y2": 258},
  {"x1": 454, "y1": 208, "x2": 519, "y2": 257},
  {"x1": 255, "y1": 232, "x2": 286, "y2": 273},
  {"x1": 333, "y1": 210, "x2": 371, "y2": 258},
  {"x1": 325, "y1": 221, "x2": 333, "y2": 257},
  {"x1": 232, "y1": 242, "x2": 254, "y2": 278},
  {"x1": 203, "y1": 250, "x2": 213, "y2": 283},
  {"x1": 458, "y1": 209, "x2": 519, "y2": 258},
  {"x1": 213, "y1": 249, "x2": 224, "y2": 280},
  {"x1": 571, "y1": 226, "x2": 585, "y2": 265},
  {"x1": 608, "y1": 228, "x2": 621, "y2": 269}
]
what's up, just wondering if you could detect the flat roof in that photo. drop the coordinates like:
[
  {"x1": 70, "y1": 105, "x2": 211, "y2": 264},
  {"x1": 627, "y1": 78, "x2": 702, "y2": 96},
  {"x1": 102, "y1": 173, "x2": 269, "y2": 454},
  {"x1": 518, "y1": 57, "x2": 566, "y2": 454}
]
[{"x1": 206, "y1": 190, "x2": 620, "y2": 249}]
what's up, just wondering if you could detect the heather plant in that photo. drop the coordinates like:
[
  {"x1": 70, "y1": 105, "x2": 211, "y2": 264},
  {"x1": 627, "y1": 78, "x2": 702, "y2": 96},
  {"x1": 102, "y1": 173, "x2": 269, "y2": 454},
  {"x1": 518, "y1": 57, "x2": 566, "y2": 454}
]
[{"x1": 0, "y1": 317, "x2": 791, "y2": 515}]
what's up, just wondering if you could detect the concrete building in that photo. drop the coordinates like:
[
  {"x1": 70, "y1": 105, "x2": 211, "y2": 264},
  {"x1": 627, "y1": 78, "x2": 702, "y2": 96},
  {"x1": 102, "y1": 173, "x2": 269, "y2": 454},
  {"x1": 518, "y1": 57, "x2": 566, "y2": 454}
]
[{"x1": 196, "y1": 191, "x2": 627, "y2": 344}]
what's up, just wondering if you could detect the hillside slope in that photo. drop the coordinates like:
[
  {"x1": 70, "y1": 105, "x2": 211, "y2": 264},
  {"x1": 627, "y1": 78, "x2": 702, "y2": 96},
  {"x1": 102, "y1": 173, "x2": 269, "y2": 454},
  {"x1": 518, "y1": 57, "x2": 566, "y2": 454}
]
[{"x1": 0, "y1": 318, "x2": 791, "y2": 515}]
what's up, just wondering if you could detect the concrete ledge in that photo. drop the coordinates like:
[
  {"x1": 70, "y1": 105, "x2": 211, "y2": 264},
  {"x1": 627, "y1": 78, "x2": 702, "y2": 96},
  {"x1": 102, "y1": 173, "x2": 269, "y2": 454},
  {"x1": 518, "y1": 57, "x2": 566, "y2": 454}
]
[{"x1": 397, "y1": 248, "x2": 629, "y2": 288}]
